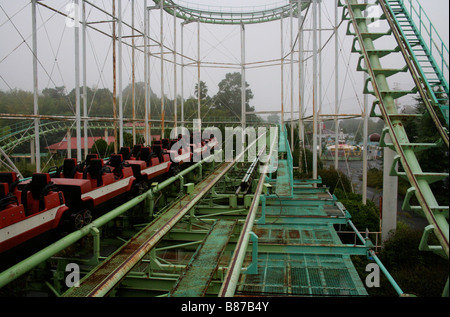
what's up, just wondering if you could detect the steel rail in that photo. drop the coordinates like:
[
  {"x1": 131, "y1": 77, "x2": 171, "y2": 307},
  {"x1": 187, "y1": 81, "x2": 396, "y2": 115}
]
[
  {"x1": 344, "y1": 0, "x2": 449, "y2": 257},
  {"x1": 379, "y1": 0, "x2": 448, "y2": 147},
  {"x1": 218, "y1": 165, "x2": 267, "y2": 297},
  {"x1": 153, "y1": 0, "x2": 309, "y2": 25},
  {"x1": 0, "y1": 150, "x2": 218, "y2": 289},
  {"x1": 218, "y1": 129, "x2": 278, "y2": 297},
  {"x1": 64, "y1": 131, "x2": 269, "y2": 296},
  {"x1": 75, "y1": 161, "x2": 232, "y2": 297}
]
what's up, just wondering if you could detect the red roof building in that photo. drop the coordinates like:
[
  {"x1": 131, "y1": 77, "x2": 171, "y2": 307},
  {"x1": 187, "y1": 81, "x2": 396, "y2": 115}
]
[
  {"x1": 46, "y1": 134, "x2": 161, "y2": 152},
  {"x1": 46, "y1": 136, "x2": 115, "y2": 152}
]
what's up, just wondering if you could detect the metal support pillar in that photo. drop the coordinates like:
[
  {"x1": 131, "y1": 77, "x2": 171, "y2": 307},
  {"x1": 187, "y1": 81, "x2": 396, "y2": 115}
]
[
  {"x1": 312, "y1": 0, "x2": 318, "y2": 181},
  {"x1": 67, "y1": 129, "x2": 72, "y2": 159},
  {"x1": 82, "y1": 0, "x2": 88, "y2": 158},
  {"x1": 241, "y1": 22, "x2": 246, "y2": 130},
  {"x1": 104, "y1": 129, "x2": 109, "y2": 144},
  {"x1": 112, "y1": 0, "x2": 117, "y2": 153},
  {"x1": 382, "y1": 132, "x2": 398, "y2": 242},
  {"x1": 280, "y1": 15, "x2": 285, "y2": 130},
  {"x1": 173, "y1": 7, "x2": 178, "y2": 135},
  {"x1": 362, "y1": 0, "x2": 369, "y2": 204},
  {"x1": 362, "y1": 89, "x2": 369, "y2": 204},
  {"x1": 181, "y1": 22, "x2": 185, "y2": 128},
  {"x1": 30, "y1": 138, "x2": 35, "y2": 164},
  {"x1": 197, "y1": 20, "x2": 201, "y2": 123},
  {"x1": 334, "y1": 0, "x2": 339, "y2": 170},
  {"x1": 318, "y1": 0, "x2": 323, "y2": 156},
  {"x1": 132, "y1": 0, "x2": 136, "y2": 144},
  {"x1": 75, "y1": 0, "x2": 82, "y2": 162},
  {"x1": 144, "y1": 1, "x2": 150, "y2": 144},
  {"x1": 160, "y1": 1, "x2": 165, "y2": 139},
  {"x1": 345, "y1": 0, "x2": 448, "y2": 257},
  {"x1": 32, "y1": 0, "x2": 41, "y2": 172},
  {"x1": 290, "y1": 1, "x2": 294, "y2": 150},
  {"x1": 118, "y1": 0, "x2": 123, "y2": 148},
  {"x1": 298, "y1": 10, "x2": 304, "y2": 171}
]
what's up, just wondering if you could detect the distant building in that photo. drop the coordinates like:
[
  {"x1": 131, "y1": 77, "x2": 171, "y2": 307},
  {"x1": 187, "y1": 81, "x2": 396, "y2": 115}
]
[
  {"x1": 46, "y1": 136, "x2": 116, "y2": 155},
  {"x1": 46, "y1": 134, "x2": 162, "y2": 155}
]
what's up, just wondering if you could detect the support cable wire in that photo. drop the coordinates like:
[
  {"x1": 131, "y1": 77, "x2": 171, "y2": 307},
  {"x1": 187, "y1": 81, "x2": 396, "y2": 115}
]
[{"x1": 0, "y1": 3, "x2": 67, "y2": 92}]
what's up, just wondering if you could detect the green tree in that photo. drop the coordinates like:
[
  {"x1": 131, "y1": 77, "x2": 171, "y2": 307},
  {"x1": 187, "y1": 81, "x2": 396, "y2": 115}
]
[
  {"x1": 91, "y1": 139, "x2": 109, "y2": 158},
  {"x1": 213, "y1": 72, "x2": 254, "y2": 120},
  {"x1": 319, "y1": 167, "x2": 352, "y2": 194},
  {"x1": 123, "y1": 132, "x2": 145, "y2": 148},
  {"x1": 194, "y1": 81, "x2": 209, "y2": 101},
  {"x1": 410, "y1": 91, "x2": 448, "y2": 205},
  {"x1": 376, "y1": 222, "x2": 448, "y2": 297},
  {"x1": 267, "y1": 114, "x2": 280, "y2": 124}
]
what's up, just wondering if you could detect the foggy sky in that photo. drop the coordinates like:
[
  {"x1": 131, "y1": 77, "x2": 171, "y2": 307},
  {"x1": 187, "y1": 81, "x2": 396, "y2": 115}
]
[{"x1": 0, "y1": 0, "x2": 448, "y2": 121}]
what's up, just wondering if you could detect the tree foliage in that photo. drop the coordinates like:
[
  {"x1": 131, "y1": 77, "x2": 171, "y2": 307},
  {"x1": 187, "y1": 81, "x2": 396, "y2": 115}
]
[
  {"x1": 319, "y1": 167, "x2": 352, "y2": 194},
  {"x1": 194, "y1": 80, "x2": 209, "y2": 101},
  {"x1": 398, "y1": 92, "x2": 449, "y2": 205},
  {"x1": 213, "y1": 72, "x2": 255, "y2": 120},
  {"x1": 376, "y1": 223, "x2": 448, "y2": 297}
]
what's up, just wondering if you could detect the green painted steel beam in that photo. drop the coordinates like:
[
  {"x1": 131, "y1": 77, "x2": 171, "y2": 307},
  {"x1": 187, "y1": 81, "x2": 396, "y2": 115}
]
[
  {"x1": 265, "y1": 199, "x2": 336, "y2": 207},
  {"x1": 380, "y1": 0, "x2": 449, "y2": 140},
  {"x1": 153, "y1": 0, "x2": 310, "y2": 25},
  {"x1": 258, "y1": 244, "x2": 369, "y2": 256},
  {"x1": 368, "y1": 250, "x2": 405, "y2": 296},
  {"x1": 385, "y1": 0, "x2": 448, "y2": 113},
  {"x1": 0, "y1": 151, "x2": 216, "y2": 290},
  {"x1": 259, "y1": 216, "x2": 348, "y2": 226},
  {"x1": 218, "y1": 130, "x2": 279, "y2": 297},
  {"x1": 62, "y1": 161, "x2": 233, "y2": 297},
  {"x1": 1, "y1": 121, "x2": 116, "y2": 153},
  {"x1": 169, "y1": 219, "x2": 237, "y2": 297},
  {"x1": 342, "y1": 0, "x2": 449, "y2": 259}
]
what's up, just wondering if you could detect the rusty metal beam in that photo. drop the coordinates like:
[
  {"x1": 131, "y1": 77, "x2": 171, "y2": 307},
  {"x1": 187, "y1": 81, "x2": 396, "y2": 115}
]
[
  {"x1": 218, "y1": 129, "x2": 278, "y2": 297},
  {"x1": 63, "y1": 161, "x2": 234, "y2": 297},
  {"x1": 169, "y1": 219, "x2": 237, "y2": 297}
]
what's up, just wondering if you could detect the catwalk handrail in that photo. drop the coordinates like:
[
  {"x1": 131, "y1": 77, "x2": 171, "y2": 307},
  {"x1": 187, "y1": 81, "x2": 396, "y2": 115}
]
[
  {"x1": 343, "y1": 0, "x2": 449, "y2": 258},
  {"x1": 404, "y1": 0, "x2": 449, "y2": 85}
]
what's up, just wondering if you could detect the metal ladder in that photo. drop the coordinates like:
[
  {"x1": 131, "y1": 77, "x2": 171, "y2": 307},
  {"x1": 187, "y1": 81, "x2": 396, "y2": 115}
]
[
  {"x1": 340, "y1": 0, "x2": 449, "y2": 269},
  {"x1": 384, "y1": 0, "x2": 449, "y2": 126}
]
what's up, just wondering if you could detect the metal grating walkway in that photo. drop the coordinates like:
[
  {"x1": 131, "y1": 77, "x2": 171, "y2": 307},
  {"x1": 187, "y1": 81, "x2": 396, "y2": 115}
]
[
  {"x1": 235, "y1": 125, "x2": 369, "y2": 297},
  {"x1": 170, "y1": 219, "x2": 237, "y2": 297},
  {"x1": 237, "y1": 253, "x2": 367, "y2": 296},
  {"x1": 236, "y1": 182, "x2": 369, "y2": 297}
]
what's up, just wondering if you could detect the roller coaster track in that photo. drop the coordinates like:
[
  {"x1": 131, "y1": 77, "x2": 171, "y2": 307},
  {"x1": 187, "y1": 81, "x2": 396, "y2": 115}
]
[
  {"x1": 340, "y1": 0, "x2": 449, "y2": 260},
  {"x1": 0, "y1": 117, "x2": 262, "y2": 156},
  {"x1": 0, "y1": 121, "x2": 114, "y2": 154},
  {"x1": 1, "y1": 1, "x2": 448, "y2": 298},
  {"x1": 2, "y1": 125, "x2": 403, "y2": 297},
  {"x1": 63, "y1": 161, "x2": 235, "y2": 297},
  {"x1": 381, "y1": 0, "x2": 449, "y2": 142},
  {"x1": 385, "y1": 0, "x2": 448, "y2": 125},
  {"x1": 153, "y1": 0, "x2": 310, "y2": 25}
]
